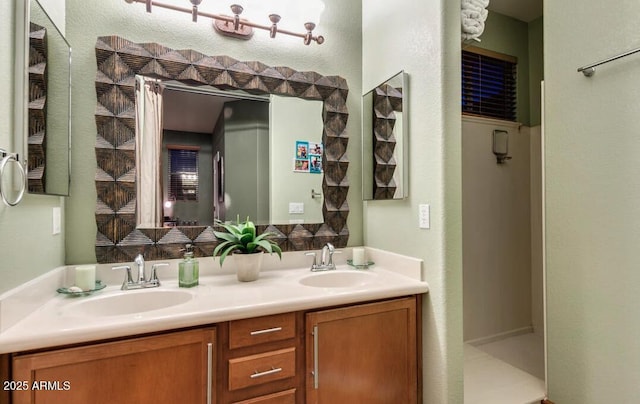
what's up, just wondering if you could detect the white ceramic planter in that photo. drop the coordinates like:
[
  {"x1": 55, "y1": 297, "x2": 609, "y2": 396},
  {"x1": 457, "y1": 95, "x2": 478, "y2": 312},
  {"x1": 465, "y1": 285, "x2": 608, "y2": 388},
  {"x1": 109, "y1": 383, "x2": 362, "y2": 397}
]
[{"x1": 234, "y1": 252, "x2": 264, "y2": 282}]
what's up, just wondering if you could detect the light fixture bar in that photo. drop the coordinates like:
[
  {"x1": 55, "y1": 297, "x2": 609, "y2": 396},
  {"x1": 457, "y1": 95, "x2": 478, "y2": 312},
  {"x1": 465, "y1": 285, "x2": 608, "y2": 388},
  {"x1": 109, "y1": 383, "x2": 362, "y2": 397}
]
[{"x1": 126, "y1": 0, "x2": 325, "y2": 45}]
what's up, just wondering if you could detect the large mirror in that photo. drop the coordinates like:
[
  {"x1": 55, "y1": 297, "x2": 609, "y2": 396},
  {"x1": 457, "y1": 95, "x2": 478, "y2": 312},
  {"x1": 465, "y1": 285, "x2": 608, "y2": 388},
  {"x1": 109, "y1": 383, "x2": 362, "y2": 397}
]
[
  {"x1": 135, "y1": 79, "x2": 324, "y2": 228},
  {"x1": 362, "y1": 71, "x2": 408, "y2": 200},
  {"x1": 17, "y1": 0, "x2": 71, "y2": 196},
  {"x1": 94, "y1": 36, "x2": 350, "y2": 263}
]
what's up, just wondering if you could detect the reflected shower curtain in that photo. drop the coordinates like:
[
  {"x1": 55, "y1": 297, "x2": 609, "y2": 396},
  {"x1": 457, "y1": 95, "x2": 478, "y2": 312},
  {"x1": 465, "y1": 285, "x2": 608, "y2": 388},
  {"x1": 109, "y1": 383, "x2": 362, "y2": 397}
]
[{"x1": 135, "y1": 76, "x2": 163, "y2": 228}]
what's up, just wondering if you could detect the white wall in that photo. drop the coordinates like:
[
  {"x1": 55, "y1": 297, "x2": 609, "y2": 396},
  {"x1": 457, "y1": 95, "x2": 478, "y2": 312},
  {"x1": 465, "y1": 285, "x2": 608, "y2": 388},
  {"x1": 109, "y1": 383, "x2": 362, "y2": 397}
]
[
  {"x1": 363, "y1": 0, "x2": 463, "y2": 402},
  {"x1": 462, "y1": 117, "x2": 533, "y2": 342},
  {"x1": 529, "y1": 125, "x2": 543, "y2": 336},
  {"x1": 36, "y1": 0, "x2": 65, "y2": 34},
  {"x1": 270, "y1": 96, "x2": 323, "y2": 224},
  {"x1": 546, "y1": 1, "x2": 640, "y2": 401}
]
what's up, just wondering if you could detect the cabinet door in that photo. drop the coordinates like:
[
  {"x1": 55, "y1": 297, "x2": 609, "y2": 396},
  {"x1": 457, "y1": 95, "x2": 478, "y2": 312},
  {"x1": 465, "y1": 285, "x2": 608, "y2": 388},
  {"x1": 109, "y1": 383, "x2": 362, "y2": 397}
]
[
  {"x1": 306, "y1": 297, "x2": 418, "y2": 404},
  {"x1": 12, "y1": 327, "x2": 216, "y2": 404}
]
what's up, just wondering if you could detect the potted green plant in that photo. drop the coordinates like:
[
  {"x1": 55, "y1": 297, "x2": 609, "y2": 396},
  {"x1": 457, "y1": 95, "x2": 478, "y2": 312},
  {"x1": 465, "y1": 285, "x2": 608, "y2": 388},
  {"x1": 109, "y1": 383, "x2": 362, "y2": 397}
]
[{"x1": 213, "y1": 216, "x2": 282, "y2": 282}]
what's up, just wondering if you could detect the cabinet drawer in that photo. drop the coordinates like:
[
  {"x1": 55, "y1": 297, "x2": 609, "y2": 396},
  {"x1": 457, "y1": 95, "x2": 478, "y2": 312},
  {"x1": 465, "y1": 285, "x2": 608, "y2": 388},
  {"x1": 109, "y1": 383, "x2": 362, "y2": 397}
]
[
  {"x1": 229, "y1": 313, "x2": 296, "y2": 349},
  {"x1": 228, "y1": 347, "x2": 295, "y2": 391},
  {"x1": 232, "y1": 388, "x2": 296, "y2": 404}
]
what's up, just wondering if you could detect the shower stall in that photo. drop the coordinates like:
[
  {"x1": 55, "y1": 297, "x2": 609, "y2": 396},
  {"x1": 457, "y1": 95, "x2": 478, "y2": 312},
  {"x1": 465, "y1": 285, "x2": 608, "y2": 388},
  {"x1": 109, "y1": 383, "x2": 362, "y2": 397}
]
[{"x1": 462, "y1": 116, "x2": 545, "y2": 403}]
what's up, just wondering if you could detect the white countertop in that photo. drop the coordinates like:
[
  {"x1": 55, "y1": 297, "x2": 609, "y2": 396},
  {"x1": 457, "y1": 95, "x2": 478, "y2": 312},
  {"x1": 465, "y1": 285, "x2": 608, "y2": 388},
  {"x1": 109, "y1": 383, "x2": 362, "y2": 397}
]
[{"x1": 0, "y1": 247, "x2": 428, "y2": 354}]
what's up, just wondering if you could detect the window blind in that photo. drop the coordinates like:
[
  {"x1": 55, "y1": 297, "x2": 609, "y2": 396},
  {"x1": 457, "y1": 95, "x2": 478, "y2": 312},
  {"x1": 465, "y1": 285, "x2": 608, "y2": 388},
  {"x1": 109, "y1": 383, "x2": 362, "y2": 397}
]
[
  {"x1": 168, "y1": 148, "x2": 199, "y2": 201},
  {"x1": 462, "y1": 48, "x2": 517, "y2": 121}
]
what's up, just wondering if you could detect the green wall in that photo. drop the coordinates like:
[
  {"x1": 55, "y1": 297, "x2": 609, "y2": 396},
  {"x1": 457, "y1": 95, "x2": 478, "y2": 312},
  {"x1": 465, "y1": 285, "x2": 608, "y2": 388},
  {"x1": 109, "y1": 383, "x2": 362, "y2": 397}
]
[
  {"x1": 528, "y1": 17, "x2": 543, "y2": 126},
  {"x1": 546, "y1": 1, "x2": 640, "y2": 401},
  {"x1": 0, "y1": 0, "x2": 65, "y2": 295},
  {"x1": 64, "y1": 0, "x2": 363, "y2": 264},
  {"x1": 224, "y1": 100, "x2": 269, "y2": 223},
  {"x1": 472, "y1": 12, "x2": 543, "y2": 126},
  {"x1": 162, "y1": 130, "x2": 214, "y2": 226},
  {"x1": 362, "y1": 0, "x2": 463, "y2": 402}
]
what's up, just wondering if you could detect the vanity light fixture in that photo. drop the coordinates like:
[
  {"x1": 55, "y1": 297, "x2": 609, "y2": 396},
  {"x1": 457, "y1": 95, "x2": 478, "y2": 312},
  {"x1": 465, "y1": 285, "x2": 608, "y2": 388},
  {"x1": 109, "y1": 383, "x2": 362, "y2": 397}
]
[{"x1": 125, "y1": 0, "x2": 325, "y2": 45}]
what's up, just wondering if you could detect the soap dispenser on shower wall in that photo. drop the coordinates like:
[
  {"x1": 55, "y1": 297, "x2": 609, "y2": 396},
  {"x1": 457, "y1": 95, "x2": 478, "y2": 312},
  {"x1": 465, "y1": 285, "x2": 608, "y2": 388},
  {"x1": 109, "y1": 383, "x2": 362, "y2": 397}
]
[{"x1": 179, "y1": 244, "x2": 199, "y2": 288}]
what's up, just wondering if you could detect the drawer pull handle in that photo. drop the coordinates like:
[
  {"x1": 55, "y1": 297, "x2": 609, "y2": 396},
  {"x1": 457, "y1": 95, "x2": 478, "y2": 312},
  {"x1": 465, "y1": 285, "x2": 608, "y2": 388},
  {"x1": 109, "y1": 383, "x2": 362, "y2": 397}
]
[
  {"x1": 250, "y1": 367, "x2": 283, "y2": 379},
  {"x1": 250, "y1": 326, "x2": 283, "y2": 336},
  {"x1": 312, "y1": 325, "x2": 319, "y2": 389},
  {"x1": 207, "y1": 342, "x2": 213, "y2": 404}
]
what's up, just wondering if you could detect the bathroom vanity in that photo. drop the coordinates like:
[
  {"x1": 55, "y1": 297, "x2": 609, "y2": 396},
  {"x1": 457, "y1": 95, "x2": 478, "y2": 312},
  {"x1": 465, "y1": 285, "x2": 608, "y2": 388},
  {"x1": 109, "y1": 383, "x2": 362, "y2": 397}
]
[
  {"x1": 7, "y1": 297, "x2": 419, "y2": 404},
  {"x1": 0, "y1": 248, "x2": 427, "y2": 404}
]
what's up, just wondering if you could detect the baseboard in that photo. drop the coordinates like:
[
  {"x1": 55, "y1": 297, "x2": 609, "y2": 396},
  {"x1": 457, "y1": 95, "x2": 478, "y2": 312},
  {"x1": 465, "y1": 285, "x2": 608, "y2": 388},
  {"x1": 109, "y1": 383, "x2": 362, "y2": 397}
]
[{"x1": 465, "y1": 326, "x2": 534, "y2": 346}]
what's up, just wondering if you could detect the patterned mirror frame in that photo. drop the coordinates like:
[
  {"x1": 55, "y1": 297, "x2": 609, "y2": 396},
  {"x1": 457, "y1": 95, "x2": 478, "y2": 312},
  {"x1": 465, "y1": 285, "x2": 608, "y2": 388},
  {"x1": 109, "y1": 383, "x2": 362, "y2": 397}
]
[{"x1": 94, "y1": 36, "x2": 349, "y2": 263}]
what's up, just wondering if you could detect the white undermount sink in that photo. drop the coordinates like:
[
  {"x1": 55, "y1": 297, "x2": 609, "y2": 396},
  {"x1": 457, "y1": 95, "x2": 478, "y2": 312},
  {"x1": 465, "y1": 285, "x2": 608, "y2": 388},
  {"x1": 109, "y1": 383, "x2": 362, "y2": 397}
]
[
  {"x1": 64, "y1": 289, "x2": 193, "y2": 317},
  {"x1": 298, "y1": 270, "x2": 377, "y2": 288}
]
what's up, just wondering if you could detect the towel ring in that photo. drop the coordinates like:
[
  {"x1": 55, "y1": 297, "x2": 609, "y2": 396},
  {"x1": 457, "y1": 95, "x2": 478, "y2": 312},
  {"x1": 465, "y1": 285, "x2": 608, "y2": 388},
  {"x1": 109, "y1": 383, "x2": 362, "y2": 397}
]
[{"x1": 0, "y1": 149, "x2": 26, "y2": 206}]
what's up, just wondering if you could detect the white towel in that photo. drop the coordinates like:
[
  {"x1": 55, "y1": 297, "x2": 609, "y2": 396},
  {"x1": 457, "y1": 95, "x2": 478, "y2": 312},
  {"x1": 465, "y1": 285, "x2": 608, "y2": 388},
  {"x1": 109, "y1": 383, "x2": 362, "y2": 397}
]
[
  {"x1": 462, "y1": 0, "x2": 489, "y2": 10},
  {"x1": 461, "y1": 0, "x2": 489, "y2": 41}
]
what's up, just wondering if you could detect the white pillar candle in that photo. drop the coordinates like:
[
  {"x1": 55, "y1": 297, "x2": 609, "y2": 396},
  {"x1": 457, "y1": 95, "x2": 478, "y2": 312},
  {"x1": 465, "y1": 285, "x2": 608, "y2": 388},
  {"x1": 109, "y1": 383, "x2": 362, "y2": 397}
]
[
  {"x1": 75, "y1": 265, "x2": 96, "y2": 291},
  {"x1": 352, "y1": 248, "x2": 366, "y2": 266}
]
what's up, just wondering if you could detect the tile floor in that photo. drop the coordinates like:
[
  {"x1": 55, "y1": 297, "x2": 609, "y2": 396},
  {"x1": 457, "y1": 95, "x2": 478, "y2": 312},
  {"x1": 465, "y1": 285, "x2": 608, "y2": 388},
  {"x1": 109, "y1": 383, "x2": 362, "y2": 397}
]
[{"x1": 464, "y1": 333, "x2": 546, "y2": 404}]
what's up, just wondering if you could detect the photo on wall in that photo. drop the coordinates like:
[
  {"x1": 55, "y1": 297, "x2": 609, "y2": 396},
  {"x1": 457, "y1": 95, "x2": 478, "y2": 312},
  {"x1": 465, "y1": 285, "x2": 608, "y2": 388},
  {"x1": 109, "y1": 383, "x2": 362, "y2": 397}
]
[
  {"x1": 296, "y1": 141, "x2": 308, "y2": 159},
  {"x1": 294, "y1": 158, "x2": 310, "y2": 172},
  {"x1": 293, "y1": 140, "x2": 323, "y2": 174}
]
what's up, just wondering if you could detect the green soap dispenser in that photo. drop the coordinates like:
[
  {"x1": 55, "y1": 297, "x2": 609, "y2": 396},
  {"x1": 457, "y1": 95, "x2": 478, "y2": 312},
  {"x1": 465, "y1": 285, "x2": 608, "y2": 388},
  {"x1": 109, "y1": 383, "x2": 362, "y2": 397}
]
[{"x1": 179, "y1": 244, "x2": 199, "y2": 288}]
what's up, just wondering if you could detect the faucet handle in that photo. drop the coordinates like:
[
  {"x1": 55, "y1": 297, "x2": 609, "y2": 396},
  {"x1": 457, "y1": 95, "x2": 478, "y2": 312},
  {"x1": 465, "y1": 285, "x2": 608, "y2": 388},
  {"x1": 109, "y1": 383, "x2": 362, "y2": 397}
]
[
  {"x1": 327, "y1": 249, "x2": 341, "y2": 269},
  {"x1": 305, "y1": 252, "x2": 318, "y2": 270},
  {"x1": 112, "y1": 265, "x2": 133, "y2": 290},
  {"x1": 148, "y1": 263, "x2": 169, "y2": 286}
]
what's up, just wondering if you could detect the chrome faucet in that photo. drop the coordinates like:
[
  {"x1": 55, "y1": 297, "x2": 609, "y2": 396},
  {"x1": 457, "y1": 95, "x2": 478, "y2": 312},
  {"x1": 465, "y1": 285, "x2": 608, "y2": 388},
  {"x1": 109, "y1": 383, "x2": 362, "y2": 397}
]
[
  {"x1": 305, "y1": 243, "x2": 341, "y2": 272},
  {"x1": 134, "y1": 253, "x2": 145, "y2": 284},
  {"x1": 321, "y1": 243, "x2": 335, "y2": 268},
  {"x1": 112, "y1": 254, "x2": 169, "y2": 290}
]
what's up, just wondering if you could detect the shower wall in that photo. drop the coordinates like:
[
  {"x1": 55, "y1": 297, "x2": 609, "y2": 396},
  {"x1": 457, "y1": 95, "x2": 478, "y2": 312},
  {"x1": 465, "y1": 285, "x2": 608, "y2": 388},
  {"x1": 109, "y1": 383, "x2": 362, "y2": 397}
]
[{"x1": 462, "y1": 116, "x2": 543, "y2": 342}]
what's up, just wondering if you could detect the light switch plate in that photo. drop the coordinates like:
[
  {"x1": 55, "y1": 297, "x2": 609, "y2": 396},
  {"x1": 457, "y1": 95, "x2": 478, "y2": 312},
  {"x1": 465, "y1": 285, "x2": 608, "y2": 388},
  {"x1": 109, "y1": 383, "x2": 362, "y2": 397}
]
[
  {"x1": 52, "y1": 207, "x2": 61, "y2": 235},
  {"x1": 289, "y1": 202, "x2": 304, "y2": 214},
  {"x1": 418, "y1": 204, "x2": 430, "y2": 229}
]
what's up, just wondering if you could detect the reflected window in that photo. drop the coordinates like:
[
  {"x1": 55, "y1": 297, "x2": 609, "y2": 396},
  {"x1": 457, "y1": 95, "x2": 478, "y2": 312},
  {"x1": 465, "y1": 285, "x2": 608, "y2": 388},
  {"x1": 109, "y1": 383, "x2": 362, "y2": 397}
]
[{"x1": 168, "y1": 147, "x2": 199, "y2": 201}]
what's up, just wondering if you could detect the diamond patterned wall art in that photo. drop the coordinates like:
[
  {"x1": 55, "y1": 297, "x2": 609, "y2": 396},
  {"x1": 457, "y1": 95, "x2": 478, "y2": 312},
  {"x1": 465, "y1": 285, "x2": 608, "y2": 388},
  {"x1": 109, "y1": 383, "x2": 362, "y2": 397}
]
[
  {"x1": 372, "y1": 83, "x2": 403, "y2": 200},
  {"x1": 94, "y1": 36, "x2": 350, "y2": 263},
  {"x1": 28, "y1": 23, "x2": 47, "y2": 193}
]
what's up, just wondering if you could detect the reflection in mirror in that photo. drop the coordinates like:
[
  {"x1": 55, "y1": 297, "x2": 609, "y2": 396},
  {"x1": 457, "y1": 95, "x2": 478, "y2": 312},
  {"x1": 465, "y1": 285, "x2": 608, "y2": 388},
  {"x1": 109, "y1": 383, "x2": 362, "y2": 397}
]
[
  {"x1": 135, "y1": 78, "x2": 324, "y2": 228},
  {"x1": 362, "y1": 71, "x2": 408, "y2": 200},
  {"x1": 26, "y1": 0, "x2": 71, "y2": 196},
  {"x1": 269, "y1": 96, "x2": 324, "y2": 224},
  {"x1": 94, "y1": 36, "x2": 350, "y2": 263}
]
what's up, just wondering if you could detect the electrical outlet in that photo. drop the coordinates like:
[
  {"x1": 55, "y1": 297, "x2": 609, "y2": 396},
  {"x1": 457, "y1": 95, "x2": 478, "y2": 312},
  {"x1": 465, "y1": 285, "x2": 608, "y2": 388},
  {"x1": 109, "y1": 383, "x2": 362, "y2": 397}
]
[
  {"x1": 52, "y1": 207, "x2": 61, "y2": 235},
  {"x1": 418, "y1": 204, "x2": 430, "y2": 229},
  {"x1": 289, "y1": 202, "x2": 304, "y2": 214}
]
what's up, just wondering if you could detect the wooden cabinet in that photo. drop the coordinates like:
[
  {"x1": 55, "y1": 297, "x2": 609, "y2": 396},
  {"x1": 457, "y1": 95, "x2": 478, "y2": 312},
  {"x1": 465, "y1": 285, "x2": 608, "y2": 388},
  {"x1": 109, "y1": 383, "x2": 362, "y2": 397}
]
[
  {"x1": 5, "y1": 295, "x2": 421, "y2": 404},
  {"x1": 218, "y1": 312, "x2": 304, "y2": 404},
  {"x1": 305, "y1": 297, "x2": 419, "y2": 404},
  {"x1": 11, "y1": 327, "x2": 216, "y2": 404},
  {"x1": 232, "y1": 388, "x2": 296, "y2": 404}
]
